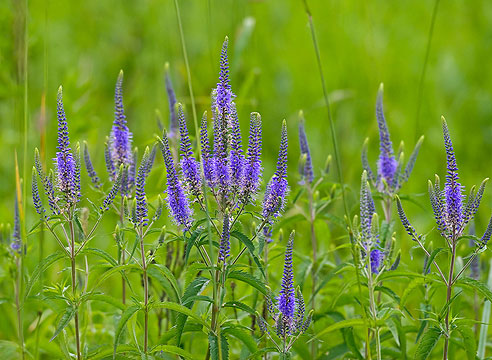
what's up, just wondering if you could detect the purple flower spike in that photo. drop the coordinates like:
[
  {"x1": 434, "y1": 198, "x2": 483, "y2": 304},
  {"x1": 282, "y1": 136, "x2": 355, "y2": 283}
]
[
  {"x1": 360, "y1": 171, "x2": 376, "y2": 240},
  {"x1": 109, "y1": 70, "x2": 134, "y2": 186},
  {"x1": 376, "y1": 84, "x2": 398, "y2": 190},
  {"x1": 298, "y1": 111, "x2": 314, "y2": 185},
  {"x1": 177, "y1": 104, "x2": 202, "y2": 199},
  {"x1": 54, "y1": 86, "x2": 79, "y2": 206},
  {"x1": 278, "y1": 231, "x2": 295, "y2": 329},
  {"x1": 241, "y1": 112, "x2": 262, "y2": 204},
  {"x1": 165, "y1": 64, "x2": 178, "y2": 139},
  {"x1": 200, "y1": 112, "x2": 215, "y2": 187},
  {"x1": 159, "y1": 133, "x2": 193, "y2": 229},
  {"x1": 442, "y1": 117, "x2": 464, "y2": 235},
  {"x1": 32, "y1": 167, "x2": 45, "y2": 217},
  {"x1": 370, "y1": 249, "x2": 383, "y2": 274},
  {"x1": 11, "y1": 194, "x2": 22, "y2": 253},
  {"x1": 218, "y1": 215, "x2": 231, "y2": 264},
  {"x1": 83, "y1": 141, "x2": 101, "y2": 188},
  {"x1": 215, "y1": 36, "x2": 235, "y2": 121},
  {"x1": 263, "y1": 121, "x2": 288, "y2": 219},
  {"x1": 135, "y1": 148, "x2": 151, "y2": 226}
]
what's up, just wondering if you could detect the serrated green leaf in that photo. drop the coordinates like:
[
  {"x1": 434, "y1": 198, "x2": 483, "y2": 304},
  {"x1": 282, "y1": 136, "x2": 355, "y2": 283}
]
[
  {"x1": 455, "y1": 277, "x2": 492, "y2": 302},
  {"x1": 184, "y1": 228, "x2": 204, "y2": 265},
  {"x1": 423, "y1": 248, "x2": 446, "y2": 274},
  {"x1": 82, "y1": 293, "x2": 124, "y2": 310},
  {"x1": 415, "y1": 326, "x2": 441, "y2": 360},
  {"x1": 316, "y1": 319, "x2": 367, "y2": 338},
  {"x1": 223, "y1": 301, "x2": 257, "y2": 316},
  {"x1": 176, "y1": 277, "x2": 210, "y2": 345},
  {"x1": 230, "y1": 231, "x2": 265, "y2": 278},
  {"x1": 25, "y1": 251, "x2": 65, "y2": 299},
  {"x1": 456, "y1": 325, "x2": 476, "y2": 360},
  {"x1": 50, "y1": 304, "x2": 76, "y2": 341},
  {"x1": 209, "y1": 332, "x2": 229, "y2": 360},
  {"x1": 341, "y1": 327, "x2": 363, "y2": 359},
  {"x1": 400, "y1": 277, "x2": 425, "y2": 307},
  {"x1": 227, "y1": 271, "x2": 266, "y2": 295},
  {"x1": 147, "y1": 263, "x2": 181, "y2": 303},
  {"x1": 81, "y1": 247, "x2": 118, "y2": 266},
  {"x1": 150, "y1": 344, "x2": 194, "y2": 359},
  {"x1": 151, "y1": 301, "x2": 210, "y2": 330},
  {"x1": 113, "y1": 304, "x2": 141, "y2": 358},
  {"x1": 222, "y1": 325, "x2": 257, "y2": 354}
]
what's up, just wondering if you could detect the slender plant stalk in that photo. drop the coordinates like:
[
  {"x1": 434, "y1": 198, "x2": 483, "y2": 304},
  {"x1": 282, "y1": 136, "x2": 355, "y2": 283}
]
[
  {"x1": 306, "y1": 183, "x2": 317, "y2": 357},
  {"x1": 138, "y1": 226, "x2": 149, "y2": 353},
  {"x1": 119, "y1": 198, "x2": 126, "y2": 305},
  {"x1": 415, "y1": 0, "x2": 440, "y2": 140},
  {"x1": 15, "y1": 257, "x2": 25, "y2": 360},
  {"x1": 69, "y1": 220, "x2": 81, "y2": 360},
  {"x1": 366, "y1": 253, "x2": 381, "y2": 360},
  {"x1": 443, "y1": 241, "x2": 456, "y2": 360}
]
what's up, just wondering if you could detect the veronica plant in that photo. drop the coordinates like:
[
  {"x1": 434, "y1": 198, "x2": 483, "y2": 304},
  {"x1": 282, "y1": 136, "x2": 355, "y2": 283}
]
[
  {"x1": 396, "y1": 117, "x2": 492, "y2": 360},
  {"x1": 258, "y1": 231, "x2": 312, "y2": 358},
  {"x1": 31, "y1": 86, "x2": 122, "y2": 360},
  {"x1": 352, "y1": 170, "x2": 400, "y2": 359},
  {"x1": 362, "y1": 83, "x2": 424, "y2": 222},
  {"x1": 153, "y1": 37, "x2": 290, "y2": 357}
]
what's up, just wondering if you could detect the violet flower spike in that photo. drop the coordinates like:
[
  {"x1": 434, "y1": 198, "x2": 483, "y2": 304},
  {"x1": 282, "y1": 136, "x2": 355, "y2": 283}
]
[
  {"x1": 200, "y1": 111, "x2": 215, "y2": 187},
  {"x1": 263, "y1": 120, "x2": 288, "y2": 220},
  {"x1": 240, "y1": 112, "x2": 262, "y2": 204},
  {"x1": 11, "y1": 193, "x2": 22, "y2": 253},
  {"x1": 109, "y1": 70, "x2": 134, "y2": 185},
  {"x1": 215, "y1": 36, "x2": 235, "y2": 121},
  {"x1": 165, "y1": 63, "x2": 178, "y2": 139},
  {"x1": 177, "y1": 104, "x2": 202, "y2": 199},
  {"x1": 442, "y1": 116, "x2": 464, "y2": 237},
  {"x1": 83, "y1": 141, "x2": 101, "y2": 188},
  {"x1": 218, "y1": 215, "x2": 231, "y2": 264},
  {"x1": 376, "y1": 83, "x2": 398, "y2": 191},
  {"x1": 32, "y1": 167, "x2": 45, "y2": 217},
  {"x1": 298, "y1": 111, "x2": 314, "y2": 185},
  {"x1": 278, "y1": 231, "x2": 296, "y2": 332},
  {"x1": 54, "y1": 86, "x2": 79, "y2": 206},
  {"x1": 159, "y1": 133, "x2": 193, "y2": 229},
  {"x1": 135, "y1": 148, "x2": 151, "y2": 226}
]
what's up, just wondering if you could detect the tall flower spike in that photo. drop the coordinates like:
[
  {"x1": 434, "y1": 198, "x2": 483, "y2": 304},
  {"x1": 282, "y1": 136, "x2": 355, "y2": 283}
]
[
  {"x1": 109, "y1": 70, "x2": 134, "y2": 184},
  {"x1": 83, "y1": 141, "x2": 101, "y2": 188},
  {"x1": 480, "y1": 214, "x2": 492, "y2": 246},
  {"x1": 241, "y1": 112, "x2": 262, "y2": 204},
  {"x1": 101, "y1": 167, "x2": 122, "y2": 212},
  {"x1": 396, "y1": 196, "x2": 416, "y2": 237},
  {"x1": 165, "y1": 63, "x2": 178, "y2": 139},
  {"x1": 177, "y1": 104, "x2": 202, "y2": 199},
  {"x1": 54, "y1": 86, "x2": 79, "y2": 205},
  {"x1": 32, "y1": 167, "x2": 45, "y2": 217},
  {"x1": 442, "y1": 116, "x2": 464, "y2": 235},
  {"x1": 11, "y1": 193, "x2": 22, "y2": 253},
  {"x1": 135, "y1": 148, "x2": 151, "y2": 226},
  {"x1": 159, "y1": 133, "x2": 193, "y2": 229},
  {"x1": 218, "y1": 215, "x2": 231, "y2": 264},
  {"x1": 360, "y1": 171, "x2": 376, "y2": 240},
  {"x1": 278, "y1": 231, "x2": 295, "y2": 330},
  {"x1": 298, "y1": 111, "x2": 314, "y2": 185},
  {"x1": 263, "y1": 121, "x2": 288, "y2": 219},
  {"x1": 200, "y1": 111, "x2": 215, "y2": 186},
  {"x1": 376, "y1": 83, "x2": 398, "y2": 191},
  {"x1": 215, "y1": 36, "x2": 235, "y2": 121}
]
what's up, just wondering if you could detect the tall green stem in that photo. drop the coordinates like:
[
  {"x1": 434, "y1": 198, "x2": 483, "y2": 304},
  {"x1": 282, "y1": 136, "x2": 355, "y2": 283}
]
[
  {"x1": 367, "y1": 254, "x2": 381, "y2": 360},
  {"x1": 69, "y1": 221, "x2": 81, "y2": 360},
  {"x1": 139, "y1": 228, "x2": 149, "y2": 353},
  {"x1": 306, "y1": 183, "x2": 317, "y2": 358},
  {"x1": 443, "y1": 241, "x2": 456, "y2": 360}
]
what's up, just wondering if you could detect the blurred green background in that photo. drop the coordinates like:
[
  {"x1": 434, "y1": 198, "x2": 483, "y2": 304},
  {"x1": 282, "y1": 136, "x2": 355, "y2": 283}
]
[
  {"x1": 2, "y1": 0, "x2": 492, "y2": 229},
  {"x1": 2, "y1": 0, "x2": 492, "y2": 357}
]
